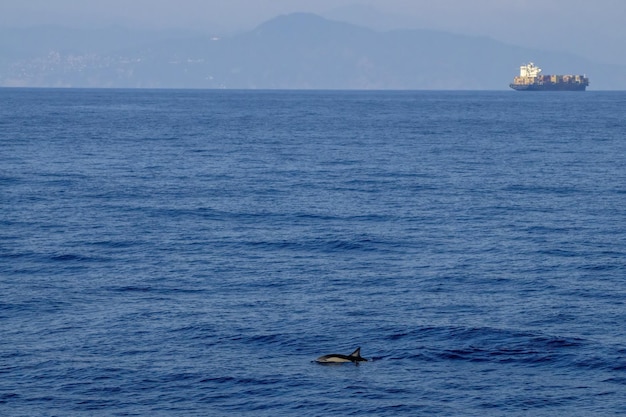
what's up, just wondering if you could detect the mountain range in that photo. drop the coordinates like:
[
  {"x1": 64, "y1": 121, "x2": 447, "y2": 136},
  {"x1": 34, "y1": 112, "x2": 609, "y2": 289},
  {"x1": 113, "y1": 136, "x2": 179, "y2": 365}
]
[{"x1": 1, "y1": 13, "x2": 624, "y2": 90}]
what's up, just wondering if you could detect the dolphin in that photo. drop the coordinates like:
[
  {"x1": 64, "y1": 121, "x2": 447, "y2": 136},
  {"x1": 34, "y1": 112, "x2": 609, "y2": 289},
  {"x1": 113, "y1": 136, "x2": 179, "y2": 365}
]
[{"x1": 315, "y1": 347, "x2": 368, "y2": 364}]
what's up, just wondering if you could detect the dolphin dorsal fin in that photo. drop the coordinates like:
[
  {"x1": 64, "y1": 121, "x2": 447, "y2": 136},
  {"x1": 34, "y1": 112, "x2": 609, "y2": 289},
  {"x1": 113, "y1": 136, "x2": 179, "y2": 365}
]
[{"x1": 349, "y1": 347, "x2": 362, "y2": 358}]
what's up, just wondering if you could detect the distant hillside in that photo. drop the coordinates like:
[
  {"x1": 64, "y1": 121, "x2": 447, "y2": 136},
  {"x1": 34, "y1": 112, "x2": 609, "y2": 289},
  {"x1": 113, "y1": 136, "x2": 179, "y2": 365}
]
[{"x1": 1, "y1": 13, "x2": 625, "y2": 89}]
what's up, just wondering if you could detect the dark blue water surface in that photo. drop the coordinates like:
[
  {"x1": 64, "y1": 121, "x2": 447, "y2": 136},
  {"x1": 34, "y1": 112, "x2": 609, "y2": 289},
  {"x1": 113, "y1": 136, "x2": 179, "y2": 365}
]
[{"x1": 1, "y1": 88, "x2": 626, "y2": 416}]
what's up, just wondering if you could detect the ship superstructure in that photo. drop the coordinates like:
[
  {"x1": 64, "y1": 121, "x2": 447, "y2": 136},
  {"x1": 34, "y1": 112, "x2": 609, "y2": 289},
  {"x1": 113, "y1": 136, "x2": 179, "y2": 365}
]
[{"x1": 510, "y1": 63, "x2": 589, "y2": 91}]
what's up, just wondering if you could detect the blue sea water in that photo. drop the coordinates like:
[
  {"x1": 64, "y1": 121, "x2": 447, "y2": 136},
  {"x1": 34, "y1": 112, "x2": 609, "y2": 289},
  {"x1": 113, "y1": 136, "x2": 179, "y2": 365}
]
[{"x1": 1, "y1": 88, "x2": 625, "y2": 416}]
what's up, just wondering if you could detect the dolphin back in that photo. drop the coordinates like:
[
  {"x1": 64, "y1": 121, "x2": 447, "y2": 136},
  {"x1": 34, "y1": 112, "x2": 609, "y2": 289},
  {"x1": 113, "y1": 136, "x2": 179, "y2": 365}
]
[{"x1": 316, "y1": 347, "x2": 367, "y2": 363}]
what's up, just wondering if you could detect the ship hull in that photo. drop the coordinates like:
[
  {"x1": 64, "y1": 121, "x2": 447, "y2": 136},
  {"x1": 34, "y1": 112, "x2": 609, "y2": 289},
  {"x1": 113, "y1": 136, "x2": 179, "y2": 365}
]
[{"x1": 509, "y1": 83, "x2": 587, "y2": 91}]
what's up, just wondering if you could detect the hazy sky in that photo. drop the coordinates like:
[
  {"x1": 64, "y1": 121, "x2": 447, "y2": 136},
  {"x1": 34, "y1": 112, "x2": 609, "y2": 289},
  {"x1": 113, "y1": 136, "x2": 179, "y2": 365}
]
[{"x1": 2, "y1": 0, "x2": 625, "y2": 65}]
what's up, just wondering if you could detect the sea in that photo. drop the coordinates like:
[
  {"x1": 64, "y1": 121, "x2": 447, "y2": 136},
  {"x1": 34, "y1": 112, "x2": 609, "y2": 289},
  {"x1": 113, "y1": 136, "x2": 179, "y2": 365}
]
[{"x1": 1, "y1": 88, "x2": 625, "y2": 416}]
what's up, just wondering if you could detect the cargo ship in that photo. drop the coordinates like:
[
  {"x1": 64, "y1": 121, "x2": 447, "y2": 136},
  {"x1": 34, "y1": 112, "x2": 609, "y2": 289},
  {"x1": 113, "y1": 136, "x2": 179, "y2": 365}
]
[{"x1": 509, "y1": 62, "x2": 589, "y2": 91}]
